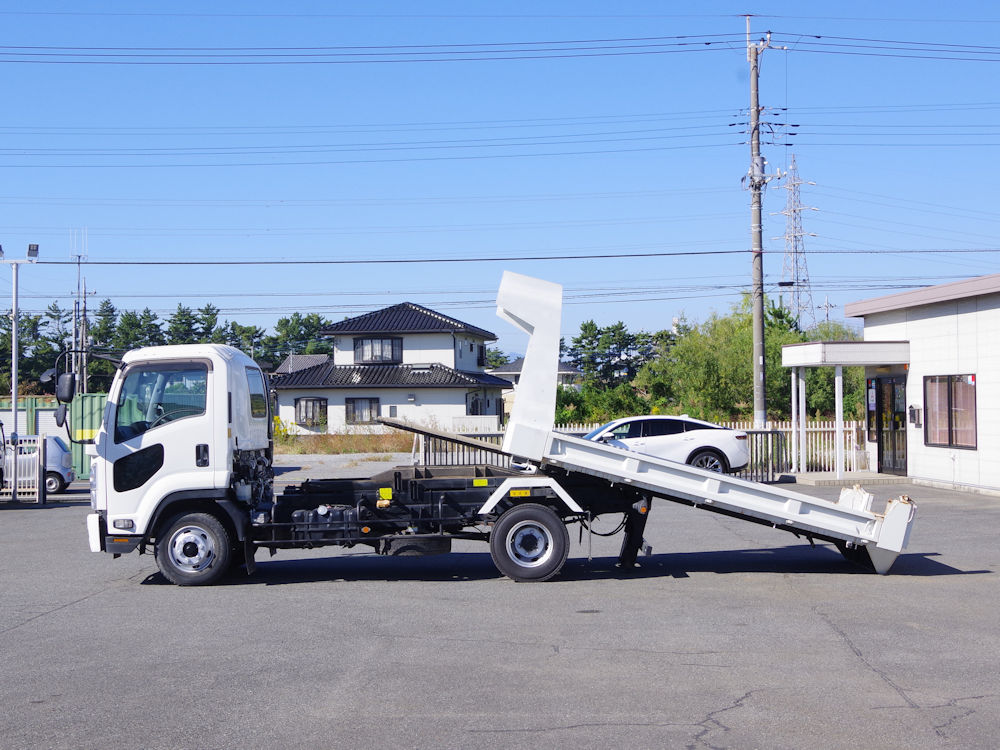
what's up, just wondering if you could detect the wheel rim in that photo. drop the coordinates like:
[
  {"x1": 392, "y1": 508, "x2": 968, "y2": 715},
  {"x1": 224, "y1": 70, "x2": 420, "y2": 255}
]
[
  {"x1": 45, "y1": 476, "x2": 60, "y2": 493},
  {"x1": 693, "y1": 454, "x2": 723, "y2": 472},
  {"x1": 168, "y1": 525, "x2": 216, "y2": 573},
  {"x1": 505, "y1": 520, "x2": 554, "y2": 568}
]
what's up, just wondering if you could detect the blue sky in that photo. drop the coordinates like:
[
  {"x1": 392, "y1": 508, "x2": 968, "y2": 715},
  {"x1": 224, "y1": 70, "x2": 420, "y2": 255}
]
[{"x1": 1, "y1": 1, "x2": 998, "y2": 356}]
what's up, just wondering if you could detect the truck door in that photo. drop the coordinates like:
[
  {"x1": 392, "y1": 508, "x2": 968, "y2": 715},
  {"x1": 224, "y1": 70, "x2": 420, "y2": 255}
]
[{"x1": 97, "y1": 360, "x2": 215, "y2": 527}]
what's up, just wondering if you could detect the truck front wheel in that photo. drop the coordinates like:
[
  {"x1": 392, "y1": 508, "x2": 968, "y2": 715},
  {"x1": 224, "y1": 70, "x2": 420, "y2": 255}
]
[
  {"x1": 490, "y1": 503, "x2": 569, "y2": 582},
  {"x1": 154, "y1": 512, "x2": 232, "y2": 586}
]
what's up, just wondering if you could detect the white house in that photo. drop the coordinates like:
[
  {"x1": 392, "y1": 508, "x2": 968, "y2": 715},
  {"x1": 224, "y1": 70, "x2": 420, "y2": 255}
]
[
  {"x1": 273, "y1": 302, "x2": 511, "y2": 433},
  {"x1": 783, "y1": 273, "x2": 999, "y2": 493}
]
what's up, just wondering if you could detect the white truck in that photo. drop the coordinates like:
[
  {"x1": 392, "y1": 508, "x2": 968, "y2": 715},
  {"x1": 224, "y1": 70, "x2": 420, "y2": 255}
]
[{"x1": 63, "y1": 272, "x2": 916, "y2": 585}]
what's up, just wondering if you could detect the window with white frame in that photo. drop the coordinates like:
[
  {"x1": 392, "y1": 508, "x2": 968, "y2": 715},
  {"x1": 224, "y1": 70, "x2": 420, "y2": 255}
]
[
  {"x1": 354, "y1": 338, "x2": 402, "y2": 364},
  {"x1": 346, "y1": 397, "x2": 380, "y2": 424},
  {"x1": 295, "y1": 397, "x2": 327, "y2": 428},
  {"x1": 924, "y1": 375, "x2": 976, "y2": 449}
]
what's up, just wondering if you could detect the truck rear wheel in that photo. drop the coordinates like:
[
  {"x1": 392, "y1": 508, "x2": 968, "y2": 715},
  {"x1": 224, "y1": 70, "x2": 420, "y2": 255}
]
[
  {"x1": 490, "y1": 503, "x2": 569, "y2": 582},
  {"x1": 154, "y1": 512, "x2": 232, "y2": 586}
]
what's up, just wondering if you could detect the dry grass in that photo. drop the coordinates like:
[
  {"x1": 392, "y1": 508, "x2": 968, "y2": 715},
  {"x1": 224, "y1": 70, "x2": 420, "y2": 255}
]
[{"x1": 274, "y1": 430, "x2": 416, "y2": 455}]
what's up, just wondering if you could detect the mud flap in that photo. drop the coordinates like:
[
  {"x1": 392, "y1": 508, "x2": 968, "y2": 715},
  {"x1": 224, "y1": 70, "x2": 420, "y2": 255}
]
[
  {"x1": 618, "y1": 496, "x2": 651, "y2": 569},
  {"x1": 243, "y1": 539, "x2": 257, "y2": 575}
]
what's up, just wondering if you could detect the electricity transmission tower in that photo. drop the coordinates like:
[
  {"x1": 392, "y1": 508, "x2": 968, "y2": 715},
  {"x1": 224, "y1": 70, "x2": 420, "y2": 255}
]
[{"x1": 778, "y1": 154, "x2": 816, "y2": 329}]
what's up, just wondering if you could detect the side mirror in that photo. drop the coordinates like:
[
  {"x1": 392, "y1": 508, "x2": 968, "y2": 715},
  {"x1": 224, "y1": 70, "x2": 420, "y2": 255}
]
[
  {"x1": 55, "y1": 404, "x2": 67, "y2": 428},
  {"x1": 56, "y1": 373, "x2": 76, "y2": 404}
]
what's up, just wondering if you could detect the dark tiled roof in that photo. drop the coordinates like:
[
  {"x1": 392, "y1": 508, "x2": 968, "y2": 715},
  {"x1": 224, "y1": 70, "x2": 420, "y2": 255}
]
[
  {"x1": 274, "y1": 354, "x2": 331, "y2": 375},
  {"x1": 274, "y1": 361, "x2": 512, "y2": 390},
  {"x1": 320, "y1": 302, "x2": 496, "y2": 340}
]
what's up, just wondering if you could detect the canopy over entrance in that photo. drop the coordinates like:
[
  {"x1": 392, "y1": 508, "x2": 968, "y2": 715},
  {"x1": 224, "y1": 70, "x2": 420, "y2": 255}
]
[{"x1": 781, "y1": 341, "x2": 910, "y2": 478}]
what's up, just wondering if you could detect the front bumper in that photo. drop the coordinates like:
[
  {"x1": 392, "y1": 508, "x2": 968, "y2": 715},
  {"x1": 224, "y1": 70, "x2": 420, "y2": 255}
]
[
  {"x1": 88, "y1": 513, "x2": 143, "y2": 555},
  {"x1": 87, "y1": 512, "x2": 104, "y2": 552}
]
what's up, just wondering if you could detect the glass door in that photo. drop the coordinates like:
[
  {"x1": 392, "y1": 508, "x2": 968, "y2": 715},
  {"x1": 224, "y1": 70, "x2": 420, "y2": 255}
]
[{"x1": 877, "y1": 377, "x2": 907, "y2": 475}]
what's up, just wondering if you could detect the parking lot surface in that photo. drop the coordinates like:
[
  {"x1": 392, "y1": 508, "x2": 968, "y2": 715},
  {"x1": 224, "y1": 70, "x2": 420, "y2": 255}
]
[{"x1": 2, "y1": 456, "x2": 998, "y2": 749}]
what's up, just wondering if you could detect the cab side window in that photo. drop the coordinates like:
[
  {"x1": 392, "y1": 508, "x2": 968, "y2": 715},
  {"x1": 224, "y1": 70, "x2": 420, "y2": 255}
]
[{"x1": 246, "y1": 367, "x2": 268, "y2": 420}]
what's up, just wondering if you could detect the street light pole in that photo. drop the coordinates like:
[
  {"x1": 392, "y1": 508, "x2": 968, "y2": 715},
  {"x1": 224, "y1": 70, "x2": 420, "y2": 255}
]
[{"x1": 2, "y1": 244, "x2": 39, "y2": 502}]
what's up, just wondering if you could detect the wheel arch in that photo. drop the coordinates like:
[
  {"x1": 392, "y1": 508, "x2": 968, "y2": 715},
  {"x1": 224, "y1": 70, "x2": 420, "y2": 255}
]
[
  {"x1": 478, "y1": 477, "x2": 583, "y2": 516},
  {"x1": 145, "y1": 490, "x2": 248, "y2": 547},
  {"x1": 685, "y1": 447, "x2": 730, "y2": 472}
]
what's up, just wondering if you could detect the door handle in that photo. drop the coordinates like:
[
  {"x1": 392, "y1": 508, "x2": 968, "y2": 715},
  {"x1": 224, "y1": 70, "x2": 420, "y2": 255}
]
[{"x1": 196, "y1": 444, "x2": 209, "y2": 467}]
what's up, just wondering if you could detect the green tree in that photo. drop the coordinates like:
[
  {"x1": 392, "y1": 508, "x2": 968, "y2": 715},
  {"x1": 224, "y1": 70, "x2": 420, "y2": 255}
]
[
  {"x1": 44, "y1": 302, "x2": 74, "y2": 351},
  {"x1": 802, "y1": 320, "x2": 866, "y2": 418},
  {"x1": 567, "y1": 320, "x2": 661, "y2": 388},
  {"x1": 166, "y1": 304, "x2": 199, "y2": 345},
  {"x1": 90, "y1": 299, "x2": 118, "y2": 350},
  {"x1": 113, "y1": 308, "x2": 163, "y2": 351},
  {"x1": 114, "y1": 310, "x2": 144, "y2": 352},
  {"x1": 260, "y1": 312, "x2": 333, "y2": 362},
  {"x1": 138, "y1": 308, "x2": 165, "y2": 347},
  {"x1": 223, "y1": 321, "x2": 267, "y2": 357},
  {"x1": 568, "y1": 320, "x2": 602, "y2": 384},
  {"x1": 484, "y1": 346, "x2": 510, "y2": 369},
  {"x1": 636, "y1": 296, "x2": 805, "y2": 421},
  {"x1": 196, "y1": 304, "x2": 227, "y2": 343},
  {"x1": 0, "y1": 311, "x2": 50, "y2": 394}
]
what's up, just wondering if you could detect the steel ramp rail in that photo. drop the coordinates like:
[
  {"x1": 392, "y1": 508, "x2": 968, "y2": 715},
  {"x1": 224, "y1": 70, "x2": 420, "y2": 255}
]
[
  {"x1": 538, "y1": 430, "x2": 914, "y2": 573},
  {"x1": 494, "y1": 270, "x2": 916, "y2": 574}
]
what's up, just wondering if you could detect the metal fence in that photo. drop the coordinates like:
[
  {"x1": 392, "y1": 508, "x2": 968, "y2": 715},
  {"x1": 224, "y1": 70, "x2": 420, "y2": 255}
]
[
  {"x1": 421, "y1": 433, "x2": 511, "y2": 468},
  {"x1": 739, "y1": 430, "x2": 788, "y2": 483},
  {"x1": 550, "y1": 420, "x2": 864, "y2": 475},
  {"x1": 1, "y1": 435, "x2": 45, "y2": 503},
  {"x1": 420, "y1": 428, "x2": 789, "y2": 483}
]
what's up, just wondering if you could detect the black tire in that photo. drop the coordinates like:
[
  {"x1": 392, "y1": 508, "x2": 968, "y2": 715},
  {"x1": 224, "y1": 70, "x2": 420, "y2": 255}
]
[
  {"x1": 154, "y1": 512, "x2": 232, "y2": 586},
  {"x1": 688, "y1": 449, "x2": 728, "y2": 473},
  {"x1": 45, "y1": 472, "x2": 66, "y2": 494},
  {"x1": 489, "y1": 503, "x2": 569, "y2": 582}
]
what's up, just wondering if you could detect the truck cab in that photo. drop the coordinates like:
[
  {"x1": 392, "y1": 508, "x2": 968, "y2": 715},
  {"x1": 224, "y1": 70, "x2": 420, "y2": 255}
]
[{"x1": 86, "y1": 344, "x2": 273, "y2": 576}]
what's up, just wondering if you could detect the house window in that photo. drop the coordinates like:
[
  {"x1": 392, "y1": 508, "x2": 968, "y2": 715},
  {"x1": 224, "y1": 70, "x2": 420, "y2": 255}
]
[
  {"x1": 295, "y1": 397, "x2": 327, "y2": 428},
  {"x1": 924, "y1": 375, "x2": 976, "y2": 449},
  {"x1": 346, "y1": 398, "x2": 380, "y2": 424},
  {"x1": 354, "y1": 338, "x2": 402, "y2": 364},
  {"x1": 477, "y1": 344, "x2": 486, "y2": 367}
]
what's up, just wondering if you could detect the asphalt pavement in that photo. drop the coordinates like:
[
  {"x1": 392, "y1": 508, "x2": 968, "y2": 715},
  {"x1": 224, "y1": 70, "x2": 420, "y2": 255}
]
[{"x1": 1, "y1": 455, "x2": 998, "y2": 749}]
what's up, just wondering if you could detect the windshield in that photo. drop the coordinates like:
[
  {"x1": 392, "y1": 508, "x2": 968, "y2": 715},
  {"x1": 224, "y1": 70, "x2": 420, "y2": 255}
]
[
  {"x1": 115, "y1": 362, "x2": 208, "y2": 443},
  {"x1": 583, "y1": 421, "x2": 617, "y2": 440}
]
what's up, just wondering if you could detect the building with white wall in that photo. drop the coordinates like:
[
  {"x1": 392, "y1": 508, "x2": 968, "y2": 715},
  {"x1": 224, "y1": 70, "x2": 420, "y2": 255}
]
[
  {"x1": 273, "y1": 302, "x2": 510, "y2": 433},
  {"x1": 845, "y1": 274, "x2": 999, "y2": 493},
  {"x1": 784, "y1": 274, "x2": 999, "y2": 493}
]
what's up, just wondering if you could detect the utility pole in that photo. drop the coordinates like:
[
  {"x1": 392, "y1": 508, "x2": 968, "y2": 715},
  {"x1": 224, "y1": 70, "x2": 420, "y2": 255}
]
[
  {"x1": 81, "y1": 278, "x2": 91, "y2": 394},
  {"x1": 747, "y1": 18, "x2": 772, "y2": 428},
  {"x1": 71, "y1": 228, "x2": 88, "y2": 395},
  {"x1": 818, "y1": 296, "x2": 835, "y2": 324}
]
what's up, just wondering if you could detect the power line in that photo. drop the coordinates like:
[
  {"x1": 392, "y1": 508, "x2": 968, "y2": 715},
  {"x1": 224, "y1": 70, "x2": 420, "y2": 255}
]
[{"x1": 24, "y1": 246, "x2": 1000, "y2": 268}]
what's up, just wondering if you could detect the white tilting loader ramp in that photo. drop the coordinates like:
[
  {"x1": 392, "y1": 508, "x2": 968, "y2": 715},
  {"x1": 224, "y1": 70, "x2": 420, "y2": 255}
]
[{"x1": 496, "y1": 271, "x2": 916, "y2": 574}]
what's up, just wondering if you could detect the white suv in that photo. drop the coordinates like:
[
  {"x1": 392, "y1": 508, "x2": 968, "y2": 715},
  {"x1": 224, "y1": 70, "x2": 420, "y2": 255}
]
[{"x1": 583, "y1": 415, "x2": 749, "y2": 473}]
